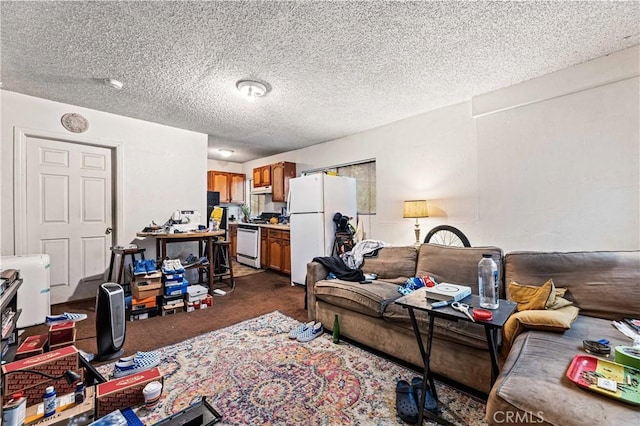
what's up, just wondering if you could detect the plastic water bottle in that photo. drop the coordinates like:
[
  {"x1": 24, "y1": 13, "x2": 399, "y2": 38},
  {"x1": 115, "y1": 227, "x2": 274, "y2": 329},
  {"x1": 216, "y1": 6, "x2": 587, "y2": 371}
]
[
  {"x1": 332, "y1": 314, "x2": 340, "y2": 344},
  {"x1": 478, "y1": 254, "x2": 499, "y2": 309},
  {"x1": 43, "y1": 386, "x2": 56, "y2": 417}
]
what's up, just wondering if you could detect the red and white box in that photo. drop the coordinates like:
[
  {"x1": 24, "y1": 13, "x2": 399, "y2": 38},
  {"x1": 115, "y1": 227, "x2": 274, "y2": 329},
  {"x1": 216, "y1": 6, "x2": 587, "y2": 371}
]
[
  {"x1": 18, "y1": 369, "x2": 84, "y2": 406},
  {"x1": 96, "y1": 367, "x2": 163, "y2": 417},
  {"x1": 1, "y1": 345, "x2": 79, "y2": 400},
  {"x1": 15, "y1": 335, "x2": 48, "y2": 360},
  {"x1": 48, "y1": 321, "x2": 76, "y2": 347},
  {"x1": 203, "y1": 294, "x2": 213, "y2": 307}
]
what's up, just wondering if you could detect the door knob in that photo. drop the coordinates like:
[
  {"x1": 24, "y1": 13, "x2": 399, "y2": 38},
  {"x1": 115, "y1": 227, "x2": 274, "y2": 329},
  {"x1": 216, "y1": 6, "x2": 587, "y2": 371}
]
[{"x1": 105, "y1": 227, "x2": 113, "y2": 235}]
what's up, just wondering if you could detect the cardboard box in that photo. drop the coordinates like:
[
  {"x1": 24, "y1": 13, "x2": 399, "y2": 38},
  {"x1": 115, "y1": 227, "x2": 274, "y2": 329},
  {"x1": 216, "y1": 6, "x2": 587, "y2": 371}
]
[
  {"x1": 2, "y1": 345, "x2": 78, "y2": 400},
  {"x1": 16, "y1": 335, "x2": 48, "y2": 360},
  {"x1": 95, "y1": 367, "x2": 163, "y2": 417},
  {"x1": 164, "y1": 281, "x2": 187, "y2": 296},
  {"x1": 131, "y1": 295, "x2": 157, "y2": 310},
  {"x1": 17, "y1": 369, "x2": 84, "y2": 407},
  {"x1": 24, "y1": 385, "x2": 95, "y2": 425},
  {"x1": 48, "y1": 329, "x2": 77, "y2": 351},
  {"x1": 48, "y1": 322, "x2": 75, "y2": 347},
  {"x1": 131, "y1": 278, "x2": 162, "y2": 300},
  {"x1": 203, "y1": 294, "x2": 213, "y2": 307}
]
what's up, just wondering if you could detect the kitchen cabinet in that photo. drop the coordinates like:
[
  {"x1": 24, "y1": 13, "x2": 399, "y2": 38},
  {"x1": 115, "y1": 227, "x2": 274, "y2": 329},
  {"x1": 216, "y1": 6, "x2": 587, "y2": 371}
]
[
  {"x1": 229, "y1": 224, "x2": 238, "y2": 258},
  {"x1": 271, "y1": 162, "x2": 296, "y2": 202},
  {"x1": 266, "y1": 228, "x2": 291, "y2": 275},
  {"x1": 207, "y1": 171, "x2": 246, "y2": 204},
  {"x1": 260, "y1": 230, "x2": 269, "y2": 268},
  {"x1": 252, "y1": 165, "x2": 271, "y2": 188}
]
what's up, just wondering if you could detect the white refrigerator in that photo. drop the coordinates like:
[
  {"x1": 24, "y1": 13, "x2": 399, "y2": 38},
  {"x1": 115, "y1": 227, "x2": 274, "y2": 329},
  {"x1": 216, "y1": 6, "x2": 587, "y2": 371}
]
[{"x1": 287, "y1": 174, "x2": 357, "y2": 286}]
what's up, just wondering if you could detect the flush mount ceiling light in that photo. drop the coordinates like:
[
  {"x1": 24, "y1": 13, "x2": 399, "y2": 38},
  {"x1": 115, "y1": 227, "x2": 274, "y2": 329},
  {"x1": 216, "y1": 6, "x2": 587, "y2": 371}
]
[
  {"x1": 218, "y1": 149, "x2": 234, "y2": 158},
  {"x1": 236, "y1": 80, "x2": 269, "y2": 102},
  {"x1": 104, "y1": 78, "x2": 123, "y2": 90}
]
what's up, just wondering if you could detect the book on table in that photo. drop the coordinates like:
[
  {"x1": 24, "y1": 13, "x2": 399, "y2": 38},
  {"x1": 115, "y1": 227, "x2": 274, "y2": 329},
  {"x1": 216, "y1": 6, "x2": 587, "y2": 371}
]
[{"x1": 425, "y1": 283, "x2": 472, "y2": 302}]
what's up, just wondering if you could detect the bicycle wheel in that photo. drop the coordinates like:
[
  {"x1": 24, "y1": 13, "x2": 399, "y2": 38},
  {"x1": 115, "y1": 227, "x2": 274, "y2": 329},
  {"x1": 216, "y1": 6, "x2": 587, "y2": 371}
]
[{"x1": 424, "y1": 225, "x2": 471, "y2": 247}]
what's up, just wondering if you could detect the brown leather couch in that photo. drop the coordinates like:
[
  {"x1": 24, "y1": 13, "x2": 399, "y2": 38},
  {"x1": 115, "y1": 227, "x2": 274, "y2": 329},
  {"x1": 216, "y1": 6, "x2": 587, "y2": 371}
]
[{"x1": 306, "y1": 245, "x2": 640, "y2": 425}]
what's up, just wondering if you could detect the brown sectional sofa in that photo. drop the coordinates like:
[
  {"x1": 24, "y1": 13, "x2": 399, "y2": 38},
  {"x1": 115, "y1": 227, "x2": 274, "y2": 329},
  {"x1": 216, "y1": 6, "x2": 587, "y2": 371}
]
[{"x1": 306, "y1": 244, "x2": 640, "y2": 425}]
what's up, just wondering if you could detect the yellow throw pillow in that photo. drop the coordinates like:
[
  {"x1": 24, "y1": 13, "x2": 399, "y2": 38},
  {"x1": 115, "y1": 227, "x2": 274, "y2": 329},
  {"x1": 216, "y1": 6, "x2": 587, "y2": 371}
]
[
  {"x1": 501, "y1": 305, "x2": 580, "y2": 355},
  {"x1": 508, "y1": 279, "x2": 554, "y2": 312}
]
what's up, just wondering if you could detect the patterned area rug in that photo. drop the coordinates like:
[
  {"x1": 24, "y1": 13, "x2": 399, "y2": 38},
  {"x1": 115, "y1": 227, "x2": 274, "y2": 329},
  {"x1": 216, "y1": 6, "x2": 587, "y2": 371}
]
[{"x1": 98, "y1": 311, "x2": 487, "y2": 425}]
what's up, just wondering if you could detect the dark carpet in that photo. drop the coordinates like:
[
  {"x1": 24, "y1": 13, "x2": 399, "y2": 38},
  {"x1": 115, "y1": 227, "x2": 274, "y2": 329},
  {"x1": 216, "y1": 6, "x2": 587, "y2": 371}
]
[{"x1": 21, "y1": 270, "x2": 307, "y2": 363}]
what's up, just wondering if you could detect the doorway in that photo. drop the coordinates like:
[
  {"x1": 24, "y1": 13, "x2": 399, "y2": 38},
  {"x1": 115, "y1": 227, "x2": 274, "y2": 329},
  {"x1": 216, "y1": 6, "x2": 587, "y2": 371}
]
[{"x1": 14, "y1": 128, "x2": 123, "y2": 304}]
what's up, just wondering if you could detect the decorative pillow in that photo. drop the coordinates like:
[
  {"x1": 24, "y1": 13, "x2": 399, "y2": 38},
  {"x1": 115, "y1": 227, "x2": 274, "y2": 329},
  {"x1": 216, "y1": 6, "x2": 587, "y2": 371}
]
[
  {"x1": 501, "y1": 305, "x2": 580, "y2": 355},
  {"x1": 508, "y1": 279, "x2": 554, "y2": 311}
]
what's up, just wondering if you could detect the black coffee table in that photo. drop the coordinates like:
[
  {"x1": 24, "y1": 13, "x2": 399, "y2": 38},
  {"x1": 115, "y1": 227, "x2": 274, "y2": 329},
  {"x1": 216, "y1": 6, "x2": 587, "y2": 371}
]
[{"x1": 395, "y1": 289, "x2": 516, "y2": 425}]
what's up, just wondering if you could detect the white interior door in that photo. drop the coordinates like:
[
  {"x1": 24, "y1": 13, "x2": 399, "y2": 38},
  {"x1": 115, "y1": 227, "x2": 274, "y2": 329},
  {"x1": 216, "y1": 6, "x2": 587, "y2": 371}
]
[{"x1": 25, "y1": 136, "x2": 113, "y2": 304}]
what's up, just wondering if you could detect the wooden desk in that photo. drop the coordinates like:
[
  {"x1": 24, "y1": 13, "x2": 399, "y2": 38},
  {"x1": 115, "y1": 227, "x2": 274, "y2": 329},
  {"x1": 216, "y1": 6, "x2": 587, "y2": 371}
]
[{"x1": 136, "y1": 230, "x2": 225, "y2": 295}]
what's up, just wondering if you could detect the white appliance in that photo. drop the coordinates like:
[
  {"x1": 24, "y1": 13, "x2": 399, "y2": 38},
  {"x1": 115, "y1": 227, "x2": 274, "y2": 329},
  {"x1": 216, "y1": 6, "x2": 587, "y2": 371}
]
[
  {"x1": 169, "y1": 210, "x2": 202, "y2": 233},
  {"x1": 236, "y1": 224, "x2": 261, "y2": 268},
  {"x1": 287, "y1": 174, "x2": 357, "y2": 286},
  {"x1": 251, "y1": 185, "x2": 272, "y2": 195},
  {"x1": 1, "y1": 254, "x2": 51, "y2": 327}
]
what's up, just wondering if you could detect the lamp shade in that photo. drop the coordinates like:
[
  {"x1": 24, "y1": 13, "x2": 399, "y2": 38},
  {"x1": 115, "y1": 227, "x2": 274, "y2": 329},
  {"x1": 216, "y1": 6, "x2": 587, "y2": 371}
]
[{"x1": 403, "y1": 200, "x2": 429, "y2": 218}]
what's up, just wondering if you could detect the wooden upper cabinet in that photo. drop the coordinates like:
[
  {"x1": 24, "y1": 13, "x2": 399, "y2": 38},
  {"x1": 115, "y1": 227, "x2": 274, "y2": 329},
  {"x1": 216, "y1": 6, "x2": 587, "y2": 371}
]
[
  {"x1": 207, "y1": 171, "x2": 245, "y2": 204},
  {"x1": 253, "y1": 165, "x2": 272, "y2": 187},
  {"x1": 229, "y1": 173, "x2": 245, "y2": 204},
  {"x1": 271, "y1": 162, "x2": 296, "y2": 202}
]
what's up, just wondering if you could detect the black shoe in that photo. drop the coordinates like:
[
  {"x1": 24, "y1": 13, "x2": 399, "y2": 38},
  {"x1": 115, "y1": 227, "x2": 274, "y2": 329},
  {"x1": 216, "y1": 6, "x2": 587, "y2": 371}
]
[
  {"x1": 411, "y1": 376, "x2": 440, "y2": 415},
  {"x1": 396, "y1": 379, "x2": 419, "y2": 424}
]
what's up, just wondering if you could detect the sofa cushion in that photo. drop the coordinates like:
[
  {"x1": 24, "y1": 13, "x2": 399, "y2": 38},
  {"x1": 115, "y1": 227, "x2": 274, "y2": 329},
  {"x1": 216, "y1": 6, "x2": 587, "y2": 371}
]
[
  {"x1": 502, "y1": 305, "x2": 580, "y2": 354},
  {"x1": 505, "y1": 250, "x2": 640, "y2": 320},
  {"x1": 314, "y1": 279, "x2": 401, "y2": 318},
  {"x1": 493, "y1": 316, "x2": 638, "y2": 425},
  {"x1": 360, "y1": 246, "x2": 418, "y2": 284},
  {"x1": 383, "y1": 303, "x2": 489, "y2": 349},
  {"x1": 416, "y1": 244, "x2": 504, "y2": 295}
]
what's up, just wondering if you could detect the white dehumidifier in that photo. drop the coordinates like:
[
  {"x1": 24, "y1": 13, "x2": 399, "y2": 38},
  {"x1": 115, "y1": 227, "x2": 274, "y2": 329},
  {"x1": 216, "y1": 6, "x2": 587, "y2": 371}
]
[{"x1": 95, "y1": 282, "x2": 126, "y2": 361}]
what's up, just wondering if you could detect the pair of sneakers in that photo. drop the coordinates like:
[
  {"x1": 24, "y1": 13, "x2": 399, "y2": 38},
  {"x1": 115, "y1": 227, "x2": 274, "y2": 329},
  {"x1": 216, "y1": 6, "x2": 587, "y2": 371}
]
[
  {"x1": 288, "y1": 321, "x2": 324, "y2": 342},
  {"x1": 45, "y1": 312, "x2": 87, "y2": 326},
  {"x1": 113, "y1": 351, "x2": 161, "y2": 378},
  {"x1": 134, "y1": 259, "x2": 157, "y2": 276},
  {"x1": 183, "y1": 253, "x2": 199, "y2": 266},
  {"x1": 162, "y1": 259, "x2": 184, "y2": 274}
]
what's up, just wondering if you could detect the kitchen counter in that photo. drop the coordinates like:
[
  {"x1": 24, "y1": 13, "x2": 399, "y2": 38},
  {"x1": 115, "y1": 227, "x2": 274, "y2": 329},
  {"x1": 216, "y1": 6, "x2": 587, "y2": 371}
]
[
  {"x1": 258, "y1": 223, "x2": 290, "y2": 231},
  {"x1": 228, "y1": 222, "x2": 290, "y2": 231}
]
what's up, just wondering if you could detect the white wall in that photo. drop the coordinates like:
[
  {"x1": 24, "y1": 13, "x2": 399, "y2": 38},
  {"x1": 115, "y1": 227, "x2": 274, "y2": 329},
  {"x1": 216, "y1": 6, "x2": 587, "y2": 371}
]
[
  {"x1": 243, "y1": 46, "x2": 640, "y2": 252},
  {"x1": 1, "y1": 91, "x2": 209, "y2": 259}
]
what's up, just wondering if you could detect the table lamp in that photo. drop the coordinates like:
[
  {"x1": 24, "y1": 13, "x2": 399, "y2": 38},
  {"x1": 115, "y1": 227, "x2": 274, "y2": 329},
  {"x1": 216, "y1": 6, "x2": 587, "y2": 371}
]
[{"x1": 403, "y1": 200, "x2": 429, "y2": 245}]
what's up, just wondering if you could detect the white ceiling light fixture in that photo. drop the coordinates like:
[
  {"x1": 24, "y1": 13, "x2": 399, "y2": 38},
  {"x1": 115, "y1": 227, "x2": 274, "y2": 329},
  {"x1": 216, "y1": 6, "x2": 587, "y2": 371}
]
[
  {"x1": 104, "y1": 78, "x2": 124, "y2": 90},
  {"x1": 236, "y1": 80, "x2": 269, "y2": 102},
  {"x1": 218, "y1": 149, "x2": 234, "y2": 158}
]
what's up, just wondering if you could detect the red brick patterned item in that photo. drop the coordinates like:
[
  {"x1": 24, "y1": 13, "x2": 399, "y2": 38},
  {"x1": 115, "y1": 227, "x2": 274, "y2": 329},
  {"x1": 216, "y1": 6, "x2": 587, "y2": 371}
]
[
  {"x1": 1, "y1": 345, "x2": 79, "y2": 399},
  {"x1": 48, "y1": 321, "x2": 76, "y2": 347},
  {"x1": 95, "y1": 367, "x2": 163, "y2": 417},
  {"x1": 15, "y1": 335, "x2": 48, "y2": 360}
]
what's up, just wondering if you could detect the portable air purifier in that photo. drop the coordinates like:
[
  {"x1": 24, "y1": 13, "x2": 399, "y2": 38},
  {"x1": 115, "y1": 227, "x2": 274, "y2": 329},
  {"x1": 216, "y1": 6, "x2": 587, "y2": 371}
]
[{"x1": 95, "y1": 282, "x2": 126, "y2": 361}]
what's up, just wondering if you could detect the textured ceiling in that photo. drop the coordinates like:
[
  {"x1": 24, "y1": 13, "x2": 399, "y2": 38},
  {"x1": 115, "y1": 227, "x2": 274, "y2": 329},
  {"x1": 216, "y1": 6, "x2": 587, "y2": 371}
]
[{"x1": 1, "y1": 1, "x2": 639, "y2": 163}]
